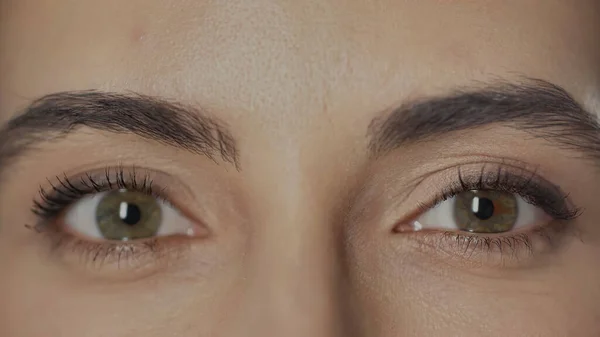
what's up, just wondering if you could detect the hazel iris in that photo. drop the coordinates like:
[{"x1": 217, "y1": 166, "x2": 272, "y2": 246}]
[
  {"x1": 95, "y1": 190, "x2": 162, "y2": 240},
  {"x1": 454, "y1": 190, "x2": 518, "y2": 233}
]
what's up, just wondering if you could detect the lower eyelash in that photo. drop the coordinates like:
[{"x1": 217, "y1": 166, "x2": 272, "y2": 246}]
[
  {"x1": 411, "y1": 219, "x2": 579, "y2": 268},
  {"x1": 440, "y1": 232, "x2": 534, "y2": 258},
  {"x1": 31, "y1": 224, "x2": 189, "y2": 275}
]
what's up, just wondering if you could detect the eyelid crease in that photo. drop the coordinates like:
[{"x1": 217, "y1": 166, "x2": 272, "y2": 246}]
[
  {"x1": 403, "y1": 220, "x2": 579, "y2": 270},
  {"x1": 424, "y1": 164, "x2": 580, "y2": 220},
  {"x1": 382, "y1": 158, "x2": 534, "y2": 215},
  {"x1": 384, "y1": 160, "x2": 582, "y2": 232},
  {"x1": 29, "y1": 227, "x2": 194, "y2": 280}
]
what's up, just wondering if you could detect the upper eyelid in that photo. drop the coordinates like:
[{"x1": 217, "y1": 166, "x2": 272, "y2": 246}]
[
  {"x1": 33, "y1": 167, "x2": 173, "y2": 218},
  {"x1": 28, "y1": 159, "x2": 581, "y2": 222},
  {"x1": 434, "y1": 166, "x2": 579, "y2": 218},
  {"x1": 366, "y1": 160, "x2": 581, "y2": 231},
  {"x1": 433, "y1": 163, "x2": 574, "y2": 204},
  {"x1": 394, "y1": 159, "x2": 541, "y2": 211},
  {"x1": 32, "y1": 165, "x2": 226, "y2": 231}
]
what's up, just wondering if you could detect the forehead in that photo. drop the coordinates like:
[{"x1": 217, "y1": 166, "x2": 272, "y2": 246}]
[{"x1": 0, "y1": 0, "x2": 599, "y2": 125}]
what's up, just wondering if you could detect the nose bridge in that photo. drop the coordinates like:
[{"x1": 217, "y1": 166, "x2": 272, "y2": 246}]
[
  {"x1": 237, "y1": 184, "x2": 348, "y2": 337},
  {"x1": 256, "y1": 212, "x2": 345, "y2": 336}
]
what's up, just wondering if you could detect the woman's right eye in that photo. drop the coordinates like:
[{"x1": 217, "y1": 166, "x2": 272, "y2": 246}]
[{"x1": 63, "y1": 189, "x2": 196, "y2": 242}]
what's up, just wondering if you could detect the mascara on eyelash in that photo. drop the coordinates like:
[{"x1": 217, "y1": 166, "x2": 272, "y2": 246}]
[
  {"x1": 431, "y1": 164, "x2": 582, "y2": 221},
  {"x1": 31, "y1": 167, "x2": 158, "y2": 221}
]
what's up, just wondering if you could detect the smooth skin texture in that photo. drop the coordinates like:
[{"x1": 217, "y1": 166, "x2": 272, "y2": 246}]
[{"x1": 1, "y1": 0, "x2": 600, "y2": 336}]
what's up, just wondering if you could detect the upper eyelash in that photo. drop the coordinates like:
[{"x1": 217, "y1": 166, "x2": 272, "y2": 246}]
[
  {"x1": 420, "y1": 163, "x2": 582, "y2": 221},
  {"x1": 28, "y1": 167, "x2": 192, "y2": 272},
  {"x1": 32, "y1": 167, "x2": 160, "y2": 220}
]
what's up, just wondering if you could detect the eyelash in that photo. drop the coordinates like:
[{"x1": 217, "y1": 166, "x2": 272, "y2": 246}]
[
  {"x1": 407, "y1": 163, "x2": 582, "y2": 264},
  {"x1": 421, "y1": 164, "x2": 581, "y2": 220},
  {"x1": 30, "y1": 167, "x2": 179, "y2": 271},
  {"x1": 30, "y1": 163, "x2": 582, "y2": 271},
  {"x1": 33, "y1": 168, "x2": 163, "y2": 219}
]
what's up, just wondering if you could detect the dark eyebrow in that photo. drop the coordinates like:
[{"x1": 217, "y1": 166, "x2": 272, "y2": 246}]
[
  {"x1": 368, "y1": 78, "x2": 600, "y2": 161},
  {"x1": 0, "y1": 90, "x2": 239, "y2": 171}
]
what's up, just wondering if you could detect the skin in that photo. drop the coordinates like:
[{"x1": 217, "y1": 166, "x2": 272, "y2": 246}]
[{"x1": 1, "y1": 0, "x2": 600, "y2": 336}]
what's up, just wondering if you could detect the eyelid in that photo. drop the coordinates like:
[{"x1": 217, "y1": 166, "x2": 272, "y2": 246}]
[
  {"x1": 27, "y1": 166, "x2": 216, "y2": 278},
  {"x1": 383, "y1": 161, "x2": 580, "y2": 233},
  {"x1": 378, "y1": 161, "x2": 584, "y2": 269},
  {"x1": 32, "y1": 166, "x2": 209, "y2": 234}
]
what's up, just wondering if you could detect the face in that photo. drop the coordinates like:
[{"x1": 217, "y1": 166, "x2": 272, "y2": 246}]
[{"x1": 1, "y1": 1, "x2": 599, "y2": 336}]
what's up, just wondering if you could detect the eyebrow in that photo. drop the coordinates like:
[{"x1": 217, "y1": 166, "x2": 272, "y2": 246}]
[
  {"x1": 368, "y1": 78, "x2": 600, "y2": 161},
  {"x1": 0, "y1": 91, "x2": 239, "y2": 171},
  {"x1": 1, "y1": 80, "x2": 598, "y2": 176}
]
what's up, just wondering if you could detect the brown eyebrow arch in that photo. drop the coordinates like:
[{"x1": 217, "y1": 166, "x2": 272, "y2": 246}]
[
  {"x1": 368, "y1": 78, "x2": 600, "y2": 161},
  {"x1": 0, "y1": 91, "x2": 239, "y2": 173}
]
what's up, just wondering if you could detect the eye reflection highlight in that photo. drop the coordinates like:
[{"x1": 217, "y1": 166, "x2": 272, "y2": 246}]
[
  {"x1": 407, "y1": 190, "x2": 546, "y2": 234},
  {"x1": 63, "y1": 189, "x2": 196, "y2": 242}
]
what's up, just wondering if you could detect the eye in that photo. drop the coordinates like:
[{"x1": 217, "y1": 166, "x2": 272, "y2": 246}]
[
  {"x1": 63, "y1": 189, "x2": 195, "y2": 241},
  {"x1": 413, "y1": 190, "x2": 551, "y2": 233}
]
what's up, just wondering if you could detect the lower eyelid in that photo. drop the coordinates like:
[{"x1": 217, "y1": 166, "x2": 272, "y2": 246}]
[
  {"x1": 399, "y1": 221, "x2": 576, "y2": 271},
  {"x1": 41, "y1": 233, "x2": 193, "y2": 280}
]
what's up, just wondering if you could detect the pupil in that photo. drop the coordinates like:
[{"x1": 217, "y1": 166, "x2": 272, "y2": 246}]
[
  {"x1": 119, "y1": 202, "x2": 142, "y2": 226},
  {"x1": 472, "y1": 197, "x2": 494, "y2": 220}
]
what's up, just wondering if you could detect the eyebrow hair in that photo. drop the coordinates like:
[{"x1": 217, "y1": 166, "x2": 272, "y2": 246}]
[
  {"x1": 368, "y1": 78, "x2": 600, "y2": 161},
  {"x1": 0, "y1": 91, "x2": 239, "y2": 171}
]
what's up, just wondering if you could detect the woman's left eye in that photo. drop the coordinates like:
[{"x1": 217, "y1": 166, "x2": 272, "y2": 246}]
[
  {"x1": 413, "y1": 190, "x2": 550, "y2": 233},
  {"x1": 63, "y1": 189, "x2": 195, "y2": 241}
]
